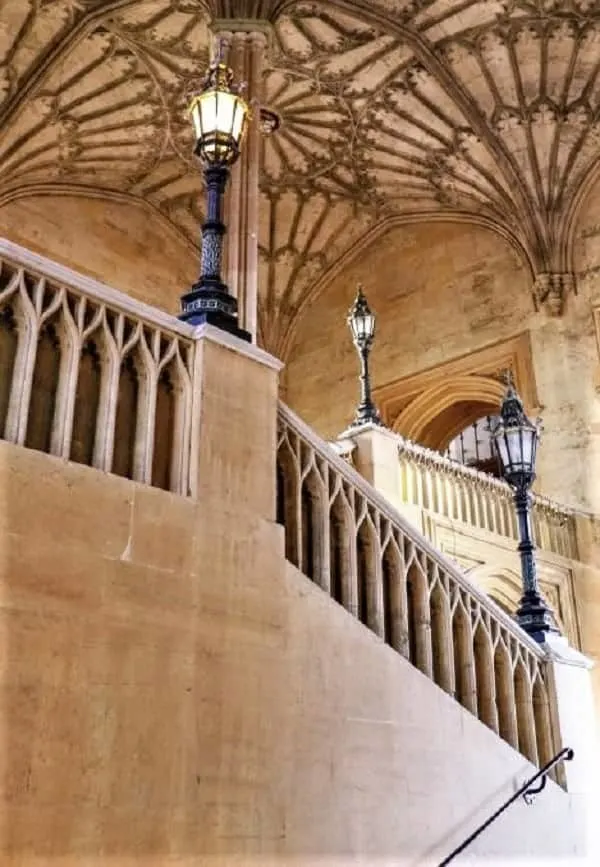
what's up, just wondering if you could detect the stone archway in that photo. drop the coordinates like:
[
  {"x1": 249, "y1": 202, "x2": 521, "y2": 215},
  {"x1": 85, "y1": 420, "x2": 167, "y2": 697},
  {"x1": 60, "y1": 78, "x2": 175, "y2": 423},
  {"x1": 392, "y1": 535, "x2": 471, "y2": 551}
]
[
  {"x1": 390, "y1": 373, "x2": 503, "y2": 451},
  {"x1": 371, "y1": 333, "x2": 539, "y2": 453}
]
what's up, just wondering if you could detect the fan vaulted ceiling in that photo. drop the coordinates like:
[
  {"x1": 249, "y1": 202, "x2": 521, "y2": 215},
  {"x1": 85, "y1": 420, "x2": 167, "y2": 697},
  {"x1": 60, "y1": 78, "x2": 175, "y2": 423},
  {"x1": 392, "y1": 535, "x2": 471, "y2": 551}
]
[{"x1": 1, "y1": 0, "x2": 600, "y2": 353}]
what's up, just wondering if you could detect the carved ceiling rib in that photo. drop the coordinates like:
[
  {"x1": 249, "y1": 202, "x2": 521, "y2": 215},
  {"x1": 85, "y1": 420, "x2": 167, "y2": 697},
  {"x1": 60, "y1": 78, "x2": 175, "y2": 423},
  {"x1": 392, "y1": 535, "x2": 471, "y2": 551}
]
[
  {"x1": 329, "y1": 0, "x2": 542, "y2": 232},
  {"x1": 0, "y1": 1, "x2": 146, "y2": 130}
]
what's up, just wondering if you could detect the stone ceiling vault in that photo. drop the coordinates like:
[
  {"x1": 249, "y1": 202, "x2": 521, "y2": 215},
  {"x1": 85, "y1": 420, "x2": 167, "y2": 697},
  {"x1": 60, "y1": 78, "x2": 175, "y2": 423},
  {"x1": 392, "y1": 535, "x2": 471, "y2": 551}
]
[{"x1": 2, "y1": 0, "x2": 600, "y2": 355}]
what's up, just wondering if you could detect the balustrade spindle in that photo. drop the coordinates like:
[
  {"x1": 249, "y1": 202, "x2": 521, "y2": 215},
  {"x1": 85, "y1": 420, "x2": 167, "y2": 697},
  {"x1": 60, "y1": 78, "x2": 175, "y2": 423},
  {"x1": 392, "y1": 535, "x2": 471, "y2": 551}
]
[
  {"x1": 515, "y1": 662, "x2": 539, "y2": 765},
  {"x1": 452, "y1": 597, "x2": 478, "y2": 715},
  {"x1": 474, "y1": 618, "x2": 500, "y2": 735},
  {"x1": 494, "y1": 641, "x2": 520, "y2": 750}
]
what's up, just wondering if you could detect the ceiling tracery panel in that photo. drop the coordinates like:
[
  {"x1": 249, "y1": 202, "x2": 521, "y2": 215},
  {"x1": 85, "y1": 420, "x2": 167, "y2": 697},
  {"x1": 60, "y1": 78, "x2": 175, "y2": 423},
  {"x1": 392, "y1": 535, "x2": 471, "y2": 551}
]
[{"x1": 2, "y1": 0, "x2": 600, "y2": 350}]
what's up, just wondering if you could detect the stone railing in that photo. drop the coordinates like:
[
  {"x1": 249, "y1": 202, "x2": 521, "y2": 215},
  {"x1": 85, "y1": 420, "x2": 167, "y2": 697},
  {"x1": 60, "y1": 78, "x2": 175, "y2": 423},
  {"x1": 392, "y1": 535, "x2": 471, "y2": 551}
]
[
  {"x1": 396, "y1": 438, "x2": 577, "y2": 559},
  {"x1": 337, "y1": 431, "x2": 577, "y2": 561},
  {"x1": 0, "y1": 239, "x2": 195, "y2": 495},
  {"x1": 278, "y1": 402, "x2": 560, "y2": 769}
]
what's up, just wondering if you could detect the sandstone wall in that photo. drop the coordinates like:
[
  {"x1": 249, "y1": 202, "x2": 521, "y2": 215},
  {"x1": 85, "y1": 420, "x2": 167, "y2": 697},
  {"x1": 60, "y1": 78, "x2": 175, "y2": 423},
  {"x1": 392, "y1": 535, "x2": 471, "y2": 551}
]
[
  {"x1": 0, "y1": 195, "x2": 198, "y2": 313},
  {"x1": 284, "y1": 221, "x2": 530, "y2": 438},
  {"x1": 0, "y1": 439, "x2": 585, "y2": 865},
  {"x1": 284, "y1": 218, "x2": 600, "y2": 516}
]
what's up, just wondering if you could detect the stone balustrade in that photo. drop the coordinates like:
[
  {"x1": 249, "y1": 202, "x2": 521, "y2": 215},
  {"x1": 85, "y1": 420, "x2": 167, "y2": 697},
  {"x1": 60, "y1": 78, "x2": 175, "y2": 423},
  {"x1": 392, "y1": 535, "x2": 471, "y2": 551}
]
[
  {"x1": 336, "y1": 429, "x2": 578, "y2": 561},
  {"x1": 0, "y1": 238, "x2": 567, "y2": 774},
  {"x1": 278, "y1": 402, "x2": 561, "y2": 770},
  {"x1": 0, "y1": 239, "x2": 195, "y2": 495},
  {"x1": 397, "y1": 437, "x2": 578, "y2": 559}
]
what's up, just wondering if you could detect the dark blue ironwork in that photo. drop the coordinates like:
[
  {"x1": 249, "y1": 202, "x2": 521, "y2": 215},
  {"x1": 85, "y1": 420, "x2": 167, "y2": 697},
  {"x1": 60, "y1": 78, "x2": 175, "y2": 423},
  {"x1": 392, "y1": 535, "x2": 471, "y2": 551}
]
[
  {"x1": 513, "y1": 484, "x2": 559, "y2": 642},
  {"x1": 180, "y1": 165, "x2": 249, "y2": 340},
  {"x1": 493, "y1": 375, "x2": 558, "y2": 643},
  {"x1": 348, "y1": 288, "x2": 382, "y2": 427}
]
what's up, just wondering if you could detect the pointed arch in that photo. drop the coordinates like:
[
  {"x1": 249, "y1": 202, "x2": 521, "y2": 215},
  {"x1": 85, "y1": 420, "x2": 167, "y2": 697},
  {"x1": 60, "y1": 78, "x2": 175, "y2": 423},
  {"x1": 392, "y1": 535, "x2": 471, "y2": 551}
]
[{"x1": 391, "y1": 375, "x2": 505, "y2": 451}]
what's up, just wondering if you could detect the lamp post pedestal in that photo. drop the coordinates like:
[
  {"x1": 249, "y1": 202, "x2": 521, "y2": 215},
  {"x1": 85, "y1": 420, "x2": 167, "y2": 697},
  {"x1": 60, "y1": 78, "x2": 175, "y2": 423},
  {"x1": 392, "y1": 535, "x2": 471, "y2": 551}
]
[{"x1": 180, "y1": 165, "x2": 250, "y2": 341}]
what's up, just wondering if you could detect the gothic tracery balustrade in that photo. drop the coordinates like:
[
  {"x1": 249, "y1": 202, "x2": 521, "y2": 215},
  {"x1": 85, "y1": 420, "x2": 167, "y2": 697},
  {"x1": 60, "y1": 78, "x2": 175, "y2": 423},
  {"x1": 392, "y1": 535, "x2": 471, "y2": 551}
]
[
  {"x1": 277, "y1": 402, "x2": 560, "y2": 770},
  {"x1": 0, "y1": 240, "x2": 195, "y2": 495},
  {"x1": 395, "y1": 436, "x2": 578, "y2": 561}
]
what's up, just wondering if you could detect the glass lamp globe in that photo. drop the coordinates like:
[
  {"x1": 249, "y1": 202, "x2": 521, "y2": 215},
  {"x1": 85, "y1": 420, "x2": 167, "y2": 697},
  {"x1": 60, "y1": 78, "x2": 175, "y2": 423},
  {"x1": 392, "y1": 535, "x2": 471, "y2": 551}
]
[
  {"x1": 348, "y1": 286, "x2": 376, "y2": 347},
  {"x1": 492, "y1": 378, "x2": 540, "y2": 487},
  {"x1": 189, "y1": 61, "x2": 249, "y2": 166}
]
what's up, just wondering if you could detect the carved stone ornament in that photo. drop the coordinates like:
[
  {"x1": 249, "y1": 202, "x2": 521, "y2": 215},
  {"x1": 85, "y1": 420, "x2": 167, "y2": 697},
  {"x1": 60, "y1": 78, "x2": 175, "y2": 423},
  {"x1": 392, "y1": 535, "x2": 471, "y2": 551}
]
[
  {"x1": 533, "y1": 273, "x2": 576, "y2": 317},
  {"x1": 1, "y1": 1, "x2": 600, "y2": 350}
]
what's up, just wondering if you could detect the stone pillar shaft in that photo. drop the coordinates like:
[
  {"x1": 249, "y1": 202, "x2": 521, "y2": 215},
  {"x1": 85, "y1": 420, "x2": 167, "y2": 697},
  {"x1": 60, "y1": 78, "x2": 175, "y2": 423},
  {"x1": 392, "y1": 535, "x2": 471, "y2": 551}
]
[{"x1": 213, "y1": 29, "x2": 267, "y2": 343}]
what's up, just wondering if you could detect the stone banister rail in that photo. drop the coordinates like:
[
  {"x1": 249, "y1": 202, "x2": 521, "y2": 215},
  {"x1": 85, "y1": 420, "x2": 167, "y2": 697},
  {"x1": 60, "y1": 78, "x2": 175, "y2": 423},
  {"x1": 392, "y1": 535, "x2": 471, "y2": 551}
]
[
  {"x1": 336, "y1": 427, "x2": 578, "y2": 561},
  {"x1": 0, "y1": 238, "x2": 196, "y2": 495},
  {"x1": 278, "y1": 401, "x2": 560, "y2": 769}
]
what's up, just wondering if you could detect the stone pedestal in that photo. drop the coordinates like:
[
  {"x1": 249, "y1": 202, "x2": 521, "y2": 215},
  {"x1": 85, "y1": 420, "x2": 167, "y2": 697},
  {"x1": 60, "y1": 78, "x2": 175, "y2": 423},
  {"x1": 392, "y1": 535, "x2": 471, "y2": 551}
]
[
  {"x1": 336, "y1": 421, "x2": 423, "y2": 528},
  {"x1": 190, "y1": 323, "x2": 283, "y2": 519}
]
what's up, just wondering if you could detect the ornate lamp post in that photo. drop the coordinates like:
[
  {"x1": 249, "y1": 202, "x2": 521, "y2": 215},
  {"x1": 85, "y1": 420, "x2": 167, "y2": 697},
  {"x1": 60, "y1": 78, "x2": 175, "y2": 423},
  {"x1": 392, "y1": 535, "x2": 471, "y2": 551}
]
[
  {"x1": 492, "y1": 375, "x2": 559, "y2": 643},
  {"x1": 347, "y1": 286, "x2": 382, "y2": 427},
  {"x1": 179, "y1": 60, "x2": 250, "y2": 340}
]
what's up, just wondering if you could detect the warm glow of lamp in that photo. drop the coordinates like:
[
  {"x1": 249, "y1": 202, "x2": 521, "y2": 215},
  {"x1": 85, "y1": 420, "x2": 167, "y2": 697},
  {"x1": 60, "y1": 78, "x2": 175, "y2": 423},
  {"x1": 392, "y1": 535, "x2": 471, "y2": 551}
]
[{"x1": 189, "y1": 61, "x2": 249, "y2": 166}]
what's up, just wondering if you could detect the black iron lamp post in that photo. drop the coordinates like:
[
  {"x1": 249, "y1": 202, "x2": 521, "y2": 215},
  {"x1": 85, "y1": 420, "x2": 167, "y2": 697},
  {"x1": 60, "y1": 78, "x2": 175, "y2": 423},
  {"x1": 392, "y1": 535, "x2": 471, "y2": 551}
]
[
  {"x1": 492, "y1": 375, "x2": 559, "y2": 643},
  {"x1": 347, "y1": 286, "x2": 382, "y2": 427},
  {"x1": 179, "y1": 60, "x2": 250, "y2": 340}
]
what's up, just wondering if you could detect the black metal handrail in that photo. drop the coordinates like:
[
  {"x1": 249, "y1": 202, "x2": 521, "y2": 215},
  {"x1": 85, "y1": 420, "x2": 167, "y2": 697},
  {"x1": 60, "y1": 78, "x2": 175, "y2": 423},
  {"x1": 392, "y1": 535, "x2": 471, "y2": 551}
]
[{"x1": 438, "y1": 747, "x2": 574, "y2": 866}]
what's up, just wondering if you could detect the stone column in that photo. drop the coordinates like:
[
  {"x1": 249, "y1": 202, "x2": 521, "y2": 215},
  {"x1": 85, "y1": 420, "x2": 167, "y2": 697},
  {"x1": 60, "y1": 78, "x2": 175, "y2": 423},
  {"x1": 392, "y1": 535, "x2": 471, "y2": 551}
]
[
  {"x1": 528, "y1": 288, "x2": 600, "y2": 515},
  {"x1": 213, "y1": 26, "x2": 269, "y2": 343}
]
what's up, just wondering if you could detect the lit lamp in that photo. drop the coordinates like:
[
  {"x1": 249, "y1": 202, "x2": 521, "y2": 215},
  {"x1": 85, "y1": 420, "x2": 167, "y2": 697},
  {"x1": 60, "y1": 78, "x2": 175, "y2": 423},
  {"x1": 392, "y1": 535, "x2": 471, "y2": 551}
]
[
  {"x1": 179, "y1": 60, "x2": 250, "y2": 339},
  {"x1": 347, "y1": 286, "x2": 382, "y2": 427},
  {"x1": 492, "y1": 374, "x2": 559, "y2": 642}
]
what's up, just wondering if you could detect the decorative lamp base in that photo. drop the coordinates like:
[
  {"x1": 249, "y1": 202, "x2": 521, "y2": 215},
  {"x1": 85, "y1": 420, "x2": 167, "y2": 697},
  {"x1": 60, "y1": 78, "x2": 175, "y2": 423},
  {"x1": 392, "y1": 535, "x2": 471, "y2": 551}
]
[
  {"x1": 179, "y1": 281, "x2": 251, "y2": 342},
  {"x1": 516, "y1": 589, "x2": 560, "y2": 644},
  {"x1": 349, "y1": 405, "x2": 383, "y2": 428}
]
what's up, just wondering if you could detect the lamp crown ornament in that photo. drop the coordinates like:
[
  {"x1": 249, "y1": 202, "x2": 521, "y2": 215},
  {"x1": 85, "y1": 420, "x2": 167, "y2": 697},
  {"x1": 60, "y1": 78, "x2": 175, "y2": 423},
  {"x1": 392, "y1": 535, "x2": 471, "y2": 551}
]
[{"x1": 498, "y1": 370, "x2": 529, "y2": 428}]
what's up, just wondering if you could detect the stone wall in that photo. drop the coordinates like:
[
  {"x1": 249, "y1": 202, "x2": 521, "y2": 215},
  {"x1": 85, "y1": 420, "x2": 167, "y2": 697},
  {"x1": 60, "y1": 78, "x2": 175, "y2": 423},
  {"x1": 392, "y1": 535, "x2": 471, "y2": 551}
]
[
  {"x1": 0, "y1": 195, "x2": 198, "y2": 313},
  {"x1": 284, "y1": 217, "x2": 600, "y2": 516},
  {"x1": 0, "y1": 438, "x2": 585, "y2": 865},
  {"x1": 284, "y1": 221, "x2": 530, "y2": 438}
]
